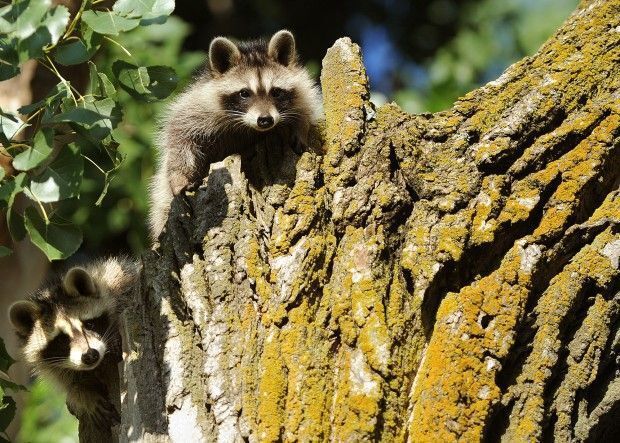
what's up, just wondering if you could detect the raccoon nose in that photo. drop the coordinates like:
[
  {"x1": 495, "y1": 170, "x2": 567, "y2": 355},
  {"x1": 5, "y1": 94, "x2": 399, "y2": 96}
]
[
  {"x1": 81, "y1": 348, "x2": 100, "y2": 365},
  {"x1": 257, "y1": 115, "x2": 274, "y2": 129}
]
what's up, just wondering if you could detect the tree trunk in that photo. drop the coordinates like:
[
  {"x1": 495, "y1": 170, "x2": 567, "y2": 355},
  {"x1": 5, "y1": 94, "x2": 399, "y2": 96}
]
[{"x1": 119, "y1": 0, "x2": 620, "y2": 441}]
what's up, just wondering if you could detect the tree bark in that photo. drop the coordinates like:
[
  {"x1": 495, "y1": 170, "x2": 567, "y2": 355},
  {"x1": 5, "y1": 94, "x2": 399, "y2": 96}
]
[{"x1": 120, "y1": 0, "x2": 620, "y2": 441}]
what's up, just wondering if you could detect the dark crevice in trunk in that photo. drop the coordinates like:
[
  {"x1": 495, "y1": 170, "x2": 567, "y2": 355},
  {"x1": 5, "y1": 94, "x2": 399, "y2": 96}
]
[
  {"x1": 539, "y1": 283, "x2": 597, "y2": 441},
  {"x1": 586, "y1": 397, "x2": 620, "y2": 443},
  {"x1": 510, "y1": 109, "x2": 609, "y2": 182},
  {"x1": 476, "y1": 108, "x2": 567, "y2": 176},
  {"x1": 542, "y1": 411, "x2": 558, "y2": 443},
  {"x1": 482, "y1": 398, "x2": 513, "y2": 443},
  {"x1": 494, "y1": 315, "x2": 536, "y2": 393},
  {"x1": 584, "y1": 307, "x2": 620, "y2": 417}
]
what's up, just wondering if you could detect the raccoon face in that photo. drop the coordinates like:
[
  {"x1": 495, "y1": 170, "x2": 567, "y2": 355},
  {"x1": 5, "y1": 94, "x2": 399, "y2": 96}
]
[
  {"x1": 208, "y1": 30, "x2": 311, "y2": 132},
  {"x1": 9, "y1": 267, "x2": 114, "y2": 371}
]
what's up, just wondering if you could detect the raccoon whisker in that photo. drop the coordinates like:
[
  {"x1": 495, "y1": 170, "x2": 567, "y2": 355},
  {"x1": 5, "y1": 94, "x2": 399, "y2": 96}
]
[
  {"x1": 103, "y1": 337, "x2": 121, "y2": 348},
  {"x1": 280, "y1": 115, "x2": 302, "y2": 123},
  {"x1": 101, "y1": 326, "x2": 116, "y2": 340},
  {"x1": 230, "y1": 120, "x2": 250, "y2": 132},
  {"x1": 35, "y1": 360, "x2": 66, "y2": 367},
  {"x1": 231, "y1": 121, "x2": 251, "y2": 131},
  {"x1": 222, "y1": 120, "x2": 248, "y2": 133},
  {"x1": 38, "y1": 357, "x2": 68, "y2": 362},
  {"x1": 102, "y1": 333, "x2": 117, "y2": 345},
  {"x1": 279, "y1": 111, "x2": 303, "y2": 119},
  {"x1": 221, "y1": 114, "x2": 245, "y2": 123},
  {"x1": 280, "y1": 111, "x2": 305, "y2": 119}
]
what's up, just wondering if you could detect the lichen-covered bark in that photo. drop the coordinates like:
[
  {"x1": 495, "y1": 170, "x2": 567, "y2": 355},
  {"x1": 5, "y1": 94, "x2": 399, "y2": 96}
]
[{"x1": 121, "y1": 0, "x2": 620, "y2": 441}]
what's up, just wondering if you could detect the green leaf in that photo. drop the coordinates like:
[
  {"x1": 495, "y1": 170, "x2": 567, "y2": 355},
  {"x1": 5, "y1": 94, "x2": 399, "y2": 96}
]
[
  {"x1": 0, "y1": 111, "x2": 27, "y2": 144},
  {"x1": 81, "y1": 10, "x2": 139, "y2": 35},
  {"x1": 0, "y1": 167, "x2": 4, "y2": 182},
  {"x1": 87, "y1": 61, "x2": 116, "y2": 97},
  {"x1": 1, "y1": 0, "x2": 68, "y2": 43},
  {"x1": 19, "y1": 82, "x2": 70, "y2": 115},
  {"x1": 0, "y1": 6, "x2": 13, "y2": 34},
  {"x1": 0, "y1": 38, "x2": 19, "y2": 81},
  {"x1": 0, "y1": 378, "x2": 25, "y2": 392},
  {"x1": 0, "y1": 339, "x2": 15, "y2": 373},
  {"x1": 51, "y1": 105, "x2": 108, "y2": 126},
  {"x1": 98, "y1": 72, "x2": 116, "y2": 97},
  {"x1": 53, "y1": 38, "x2": 89, "y2": 65},
  {"x1": 42, "y1": 5, "x2": 69, "y2": 44},
  {"x1": 51, "y1": 99, "x2": 121, "y2": 141},
  {"x1": 0, "y1": 395, "x2": 16, "y2": 432},
  {"x1": 0, "y1": 177, "x2": 16, "y2": 203},
  {"x1": 2, "y1": 1, "x2": 70, "y2": 62},
  {"x1": 28, "y1": 143, "x2": 82, "y2": 203},
  {"x1": 16, "y1": 26, "x2": 51, "y2": 61},
  {"x1": 12, "y1": 128, "x2": 54, "y2": 171},
  {"x1": 12, "y1": 0, "x2": 50, "y2": 40},
  {"x1": 24, "y1": 207, "x2": 82, "y2": 261},
  {"x1": 53, "y1": 23, "x2": 101, "y2": 66},
  {"x1": 6, "y1": 173, "x2": 27, "y2": 241},
  {"x1": 113, "y1": 0, "x2": 175, "y2": 24},
  {"x1": 113, "y1": 61, "x2": 178, "y2": 102},
  {"x1": 0, "y1": 246, "x2": 11, "y2": 257},
  {"x1": 84, "y1": 98, "x2": 123, "y2": 129}
]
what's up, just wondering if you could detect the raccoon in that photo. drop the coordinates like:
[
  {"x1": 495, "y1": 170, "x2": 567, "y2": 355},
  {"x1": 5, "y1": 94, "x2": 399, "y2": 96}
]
[
  {"x1": 149, "y1": 29, "x2": 322, "y2": 238},
  {"x1": 8, "y1": 257, "x2": 139, "y2": 428}
]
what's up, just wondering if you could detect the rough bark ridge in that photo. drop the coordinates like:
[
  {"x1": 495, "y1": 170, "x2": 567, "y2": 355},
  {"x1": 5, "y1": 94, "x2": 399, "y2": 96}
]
[{"x1": 121, "y1": 1, "x2": 620, "y2": 441}]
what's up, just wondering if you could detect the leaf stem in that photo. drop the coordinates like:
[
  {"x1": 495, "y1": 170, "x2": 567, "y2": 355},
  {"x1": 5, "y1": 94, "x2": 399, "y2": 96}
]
[
  {"x1": 25, "y1": 108, "x2": 43, "y2": 122},
  {"x1": 41, "y1": 56, "x2": 84, "y2": 104},
  {"x1": 32, "y1": 194, "x2": 50, "y2": 225},
  {"x1": 82, "y1": 153, "x2": 106, "y2": 174},
  {"x1": 62, "y1": 1, "x2": 87, "y2": 40},
  {"x1": 103, "y1": 36, "x2": 132, "y2": 57}
]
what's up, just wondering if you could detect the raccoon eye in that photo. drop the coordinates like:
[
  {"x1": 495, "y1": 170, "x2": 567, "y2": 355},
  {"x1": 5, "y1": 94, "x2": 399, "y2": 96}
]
[
  {"x1": 83, "y1": 319, "x2": 97, "y2": 330},
  {"x1": 270, "y1": 88, "x2": 284, "y2": 98},
  {"x1": 82, "y1": 314, "x2": 109, "y2": 334},
  {"x1": 239, "y1": 89, "x2": 251, "y2": 99}
]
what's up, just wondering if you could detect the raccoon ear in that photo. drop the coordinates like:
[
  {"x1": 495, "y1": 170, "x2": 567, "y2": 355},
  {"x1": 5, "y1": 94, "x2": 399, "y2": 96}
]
[
  {"x1": 63, "y1": 267, "x2": 97, "y2": 297},
  {"x1": 209, "y1": 37, "x2": 241, "y2": 75},
  {"x1": 268, "y1": 30, "x2": 296, "y2": 66},
  {"x1": 9, "y1": 301, "x2": 39, "y2": 335}
]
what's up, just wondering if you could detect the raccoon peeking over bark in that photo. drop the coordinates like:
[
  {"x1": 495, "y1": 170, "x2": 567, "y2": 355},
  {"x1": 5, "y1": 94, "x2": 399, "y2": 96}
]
[
  {"x1": 7, "y1": 257, "x2": 139, "y2": 432},
  {"x1": 149, "y1": 29, "x2": 323, "y2": 239}
]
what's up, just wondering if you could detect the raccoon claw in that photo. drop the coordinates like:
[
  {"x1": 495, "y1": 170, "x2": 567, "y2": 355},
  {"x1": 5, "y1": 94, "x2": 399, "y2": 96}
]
[{"x1": 184, "y1": 180, "x2": 201, "y2": 192}]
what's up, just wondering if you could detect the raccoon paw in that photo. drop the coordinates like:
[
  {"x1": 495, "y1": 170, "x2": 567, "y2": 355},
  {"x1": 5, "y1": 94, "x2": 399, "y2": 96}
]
[
  {"x1": 290, "y1": 134, "x2": 307, "y2": 155},
  {"x1": 67, "y1": 391, "x2": 120, "y2": 429},
  {"x1": 90, "y1": 396, "x2": 121, "y2": 429},
  {"x1": 169, "y1": 175, "x2": 190, "y2": 196},
  {"x1": 184, "y1": 179, "x2": 202, "y2": 192}
]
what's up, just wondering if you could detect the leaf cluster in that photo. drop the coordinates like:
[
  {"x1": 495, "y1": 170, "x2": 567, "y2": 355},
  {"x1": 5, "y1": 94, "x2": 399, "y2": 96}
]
[{"x1": 0, "y1": 0, "x2": 179, "y2": 260}]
